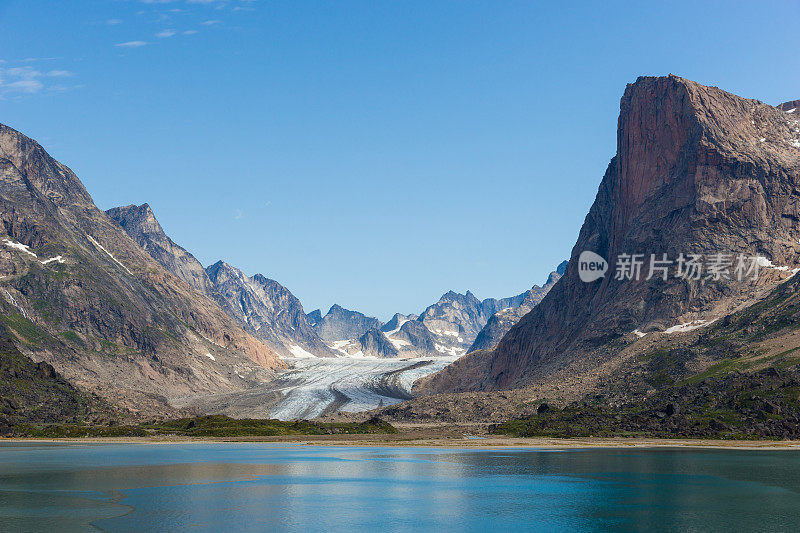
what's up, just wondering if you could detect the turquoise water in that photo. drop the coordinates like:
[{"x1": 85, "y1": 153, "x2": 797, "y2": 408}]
[{"x1": 1, "y1": 443, "x2": 799, "y2": 532}]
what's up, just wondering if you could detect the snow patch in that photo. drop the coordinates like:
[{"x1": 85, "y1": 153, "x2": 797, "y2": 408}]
[
  {"x1": 288, "y1": 344, "x2": 316, "y2": 358},
  {"x1": 87, "y1": 235, "x2": 133, "y2": 275},
  {"x1": 755, "y1": 256, "x2": 800, "y2": 276},
  {"x1": 40, "y1": 256, "x2": 65, "y2": 265},
  {"x1": 434, "y1": 343, "x2": 464, "y2": 356},
  {"x1": 3, "y1": 238, "x2": 37, "y2": 258},
  {"x1": 388, "y1": 337, "x2": 411, "y2": 349},
  {"x1": 204, "y1": 353, "x2": 216, "y2": 361},
  {"x1": 664, "y1": 319, "x2": 717, "y2": 334},
  {"x1": 786, "y1": 108, "x2": 796, "y2": 114},
  {"x1": 382, "y1": 318, "x2": 409, "y2": 336},
  {"x1": 633, "y1": 329, "x2": 647, "y2": 338}
]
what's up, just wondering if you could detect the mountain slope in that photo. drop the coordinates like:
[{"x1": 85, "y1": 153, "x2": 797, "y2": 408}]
[
  {"x1": 0, "y1": 323, "x2": 115, "y2": 430},
  {"x1": 0, "y1": 122, "x2": 284, "y2": 416},
  {"x1": 108, "y1": 203, "x2": 337, "y2": 358},
  {"x1": 420, "y1": 76, "x2": 800, "y2": 395},
  {"x1": 205, "y1": 261, "x2": 338, "y2": 358},
  {"x1": 107, "y1": 203, "x2": 215, "y2": 296},
  {"x1": 468, "y1": 261, "x2": 567, "y2": 353}
]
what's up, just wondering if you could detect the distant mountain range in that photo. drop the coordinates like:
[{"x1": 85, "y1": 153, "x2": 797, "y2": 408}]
[
  {"x1": 107, "y1": 203, "x2": 563, "y2": 363},
  {"x1": 309, "y1": 263, "x2": 565, "y2": 359}
]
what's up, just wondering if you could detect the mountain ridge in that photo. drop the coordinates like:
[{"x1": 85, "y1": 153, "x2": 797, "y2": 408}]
[{"x1": 0, "y1": 122, "x2": 284, "y2": 417}]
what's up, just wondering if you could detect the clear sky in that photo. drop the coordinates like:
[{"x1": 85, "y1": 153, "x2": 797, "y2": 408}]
[{"x1": 1, "y1": 1, "x2": 798, "y2": 320}]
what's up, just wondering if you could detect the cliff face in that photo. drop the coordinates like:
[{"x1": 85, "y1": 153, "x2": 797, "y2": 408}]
[
  {"x1": 421, "y1": 76, "x2": 800, "y2": 394},
  {"x1": 0, "y1": 123, "x2": 284, "y2": 416}
]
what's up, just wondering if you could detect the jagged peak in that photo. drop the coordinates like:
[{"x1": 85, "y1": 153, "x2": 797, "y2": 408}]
[
  {"x1": 206, "y1": 259, "x2": 239, "y2": 279},
  {"x1": 107, "y1": 203, "x2": 163, "y2": 236}
]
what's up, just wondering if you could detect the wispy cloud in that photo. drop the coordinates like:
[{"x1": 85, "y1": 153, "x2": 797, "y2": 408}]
[
  {"x1": 106, "y1": 18, "x2": 123, "y2": 25},
  {"x1": 0, "y1": 65, "x2": 77, "y2": 97},
  {"x1": 156, "y1": 29, "x2": 177, "y2": 38},
  {"x1": 3, "y1": 79, "x2": 43, "y2": 94},
  {"x1": 202, "y1": 19, "x2": 221, "y2": 25},
  {"x1": 182, "y1": 30, "x2": 198, "y2": 35},
  {"x1": 115, "y1": 40, "x2": 149, "y2": 48}
]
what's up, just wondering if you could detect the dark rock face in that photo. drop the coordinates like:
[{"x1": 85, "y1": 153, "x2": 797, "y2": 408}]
[
  {"x1": 107, "y1": 204, "x2": 215, "y2": 297},
  {"x1": 0, "y1": 122, "x2": 283, "y2": 416},
  {"x1": 205, "y1": 261, "x2": 338, "y2": 358},
  {"x1": 394, "y1": 320, "x2": 437, "y2": 353},
  {"x1": 468, "y1": 261, "x2": 567, "y2": 353},
  {"x1": 314, "y1": 304, "x2": 383, "y2": 343},
  {"x1": 357, "y1": 328, "x2": 399, "y2": 358},
  {"x1": 423, "y1": 76, "x2": 800, "y2": 393},
  {"x1": 307, "y1": 309, "x2": 323, "y2": 326},
  {"x1": 779, "y1": 100, "x2": 800, "y2": 113}
]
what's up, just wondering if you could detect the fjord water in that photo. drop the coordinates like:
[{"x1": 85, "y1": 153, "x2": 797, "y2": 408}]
[{"x1": 1, "y1": 443, "x2": 799, "y2": 532}]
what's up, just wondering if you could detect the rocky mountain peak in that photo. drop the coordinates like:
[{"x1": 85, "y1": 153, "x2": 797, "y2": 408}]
[
  {"x1": 420, "y1": 75, "x2": 800, "y2": 394},
  {"x1": 313, "y1": 304, "x2": 383, "y2": 343}
]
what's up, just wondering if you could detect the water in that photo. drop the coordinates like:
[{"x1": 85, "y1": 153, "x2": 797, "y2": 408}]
[{"x1": 1, "y1": 443, "x2": 799, "y2": 532}]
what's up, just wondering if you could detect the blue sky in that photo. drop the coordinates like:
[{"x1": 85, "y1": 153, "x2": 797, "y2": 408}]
[{"x1": 1, "y1": 1, "x2": 798, "y2": 320}]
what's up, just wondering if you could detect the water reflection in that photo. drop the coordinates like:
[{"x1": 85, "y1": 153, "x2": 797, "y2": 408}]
[{"x1": 0, "y1": 444, "x2": 798, "y2": 531}]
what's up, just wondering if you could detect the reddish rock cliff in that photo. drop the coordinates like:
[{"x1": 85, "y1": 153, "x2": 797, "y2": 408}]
[{"x1": 420, "y1": 75, "x2": 800, "y2": 394}]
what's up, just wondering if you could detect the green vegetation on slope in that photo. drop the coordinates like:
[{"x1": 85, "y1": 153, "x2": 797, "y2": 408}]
[
  {"x1": 0, "y1": 322, "x2": 112, "y2": 430},
  {"x1": 492, "y1": 366, "x2": 800, "y2": 440},
  {"x1": 10, "y1": 415, "x2": 398, "y2": 438}
]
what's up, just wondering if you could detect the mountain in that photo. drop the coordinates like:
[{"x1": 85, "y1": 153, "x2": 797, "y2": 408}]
[
  {"x1": 393, "y1": 320, "x2": 437, "y2": 354},
  {"x1": 419, "y1": 75, "x2": 800, "y2": 396},
  {"x1": 107, "y1": 203, "x2": 215, "y2": 297},
  {"x1": 0, "y1": 122, "x2": 283, "y2": 416},
  {"x1": 307, "y1": 309, "x2": 323, "y2": 326},
  {"x1": 313, "y1": 304, "x2": 383, "y2": 343},
  {"x1": 356, "y1": 328, "x2": 399, "y2": 358},
  {"x1": 415, "y1": 291, "x2": 487, "y2": 356},
  {"x1": 108, "y1": 204, "x2": 337, "y2": 358},
  {"x1": 205, "y1": 261, "x2": 338, "y2": 358},
  {"x1": 323, "y1": 273, "x2": 565, "y2": 359},
  {"x1": 468, "y1": 261, "x2": 567, "y2": 353},
  {"x1": 380, "y1": 313, "x2": 417, "y2": 334}
]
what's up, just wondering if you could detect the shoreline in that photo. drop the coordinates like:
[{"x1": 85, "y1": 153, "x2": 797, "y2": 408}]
[{"x1": 3, "y1": 434, "x2": 800, "y2": 450}]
